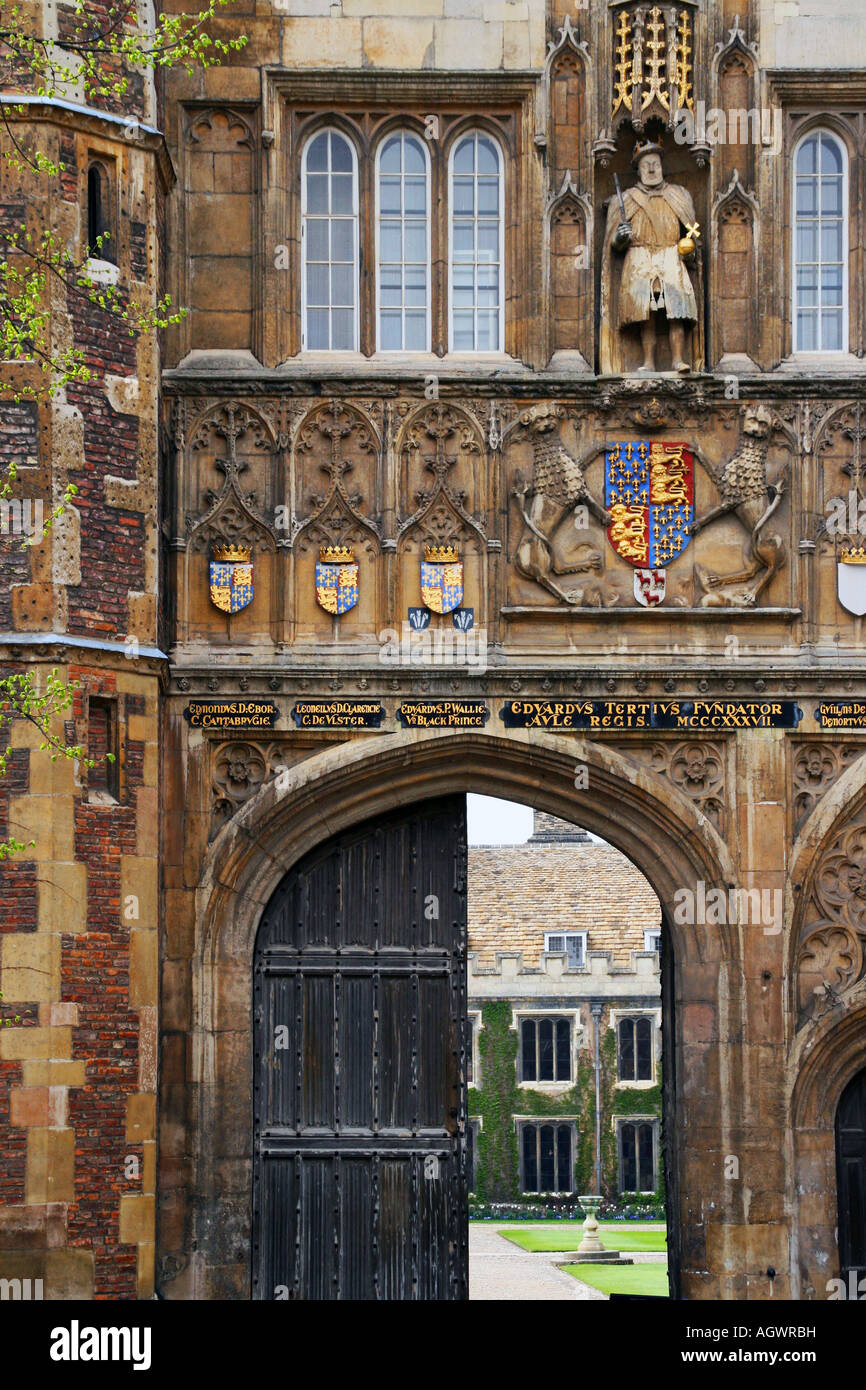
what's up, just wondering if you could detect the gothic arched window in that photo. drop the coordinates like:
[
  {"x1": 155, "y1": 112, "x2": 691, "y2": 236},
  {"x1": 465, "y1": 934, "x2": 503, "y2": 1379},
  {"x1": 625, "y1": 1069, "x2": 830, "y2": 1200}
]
[
  {"x1": 301, "y1": 129, "x2": 359, "y2": 352},
  {"x1": 375, "y1": 131, "x2": 430, "y2": 352},
  {"x1": 448, "y1": 132, "x2": 504, "y2": 353},
  {"x1": 793, "y1": 129, "x2": 848, "y2": 353}
]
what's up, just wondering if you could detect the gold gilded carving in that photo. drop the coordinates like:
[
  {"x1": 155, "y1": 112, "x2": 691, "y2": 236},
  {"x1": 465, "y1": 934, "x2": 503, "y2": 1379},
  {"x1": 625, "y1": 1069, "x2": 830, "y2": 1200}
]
[
  {"x1": 610, "y1": 5, "x2": 694, "y2": 126},
  {"x1": 612, "y1": 9, "x2": 634, "y2": 115},
  {"x1": 650, "y1": 444, "x2": 688, "y2": 502},
  {"x1": 608, "y1": 503, "x2": 648, "y2": 565}
]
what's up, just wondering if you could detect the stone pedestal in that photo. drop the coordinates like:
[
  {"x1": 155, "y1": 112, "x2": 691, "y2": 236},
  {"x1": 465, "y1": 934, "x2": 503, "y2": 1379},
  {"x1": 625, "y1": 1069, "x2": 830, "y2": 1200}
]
[{"x1": 573, "y1": 1194, "x2": 633, "y2": 1265}]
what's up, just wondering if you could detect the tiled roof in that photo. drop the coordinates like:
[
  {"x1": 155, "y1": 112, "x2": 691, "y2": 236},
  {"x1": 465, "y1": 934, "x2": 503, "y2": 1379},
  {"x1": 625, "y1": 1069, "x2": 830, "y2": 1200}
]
[{"x1": 468, "y1": 812, "x2": 661, "y2": 967}]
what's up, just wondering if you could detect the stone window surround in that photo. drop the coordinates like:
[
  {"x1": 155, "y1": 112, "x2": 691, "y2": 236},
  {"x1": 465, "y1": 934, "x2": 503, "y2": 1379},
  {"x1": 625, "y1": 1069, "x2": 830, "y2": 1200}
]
[
  {"x1": 83, "y1": 687, "x2": 127, "y2": 807},
  {"x1": 510, "y1": 1007, "x2": 583, "y2": 1092},
  {"x1": 610, "y1": 1007, "x2": 662, "y2": 1089},
  {"x1": 615, "y1": 1114, "x2": 659, "y2": 1195},
  {"x1": 514, "y1": 1116, "x2": 579, "y2": 1196},
  {"x1": 263, "y1": 70, "x2": 538, "y2": 363},
  {"x1": 790, "y1": 127, "x2": 849, "y2": 356},
  {"x1": 766, "y1": 71, "x2": 866, "y2": 364}
]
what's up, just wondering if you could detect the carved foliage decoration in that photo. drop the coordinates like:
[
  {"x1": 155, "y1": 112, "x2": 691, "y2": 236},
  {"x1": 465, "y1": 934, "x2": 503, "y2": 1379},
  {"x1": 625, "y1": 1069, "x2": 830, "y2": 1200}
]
[
  {"x1": 816, "y1": 402, "x2": 866, "y2": 561},
  {"x1": 212, "y1": 741, "x2": 269, "y2": 830},
  {"x1": 612, "y1": 738, "x2": 726, "y2": 830},
  {"x1": 797, "y1": 807, "x2": 866, "y2": 1025},
  {"x1": 792, "y1": 742, "x2": 865, "y2": 832}
]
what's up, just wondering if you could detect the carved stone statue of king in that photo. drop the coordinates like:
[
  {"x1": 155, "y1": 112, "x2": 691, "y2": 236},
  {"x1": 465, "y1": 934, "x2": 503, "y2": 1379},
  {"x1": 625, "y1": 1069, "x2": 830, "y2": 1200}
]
[{"x1": 600, "y1": 141, "x2": 700, "y2": 376}]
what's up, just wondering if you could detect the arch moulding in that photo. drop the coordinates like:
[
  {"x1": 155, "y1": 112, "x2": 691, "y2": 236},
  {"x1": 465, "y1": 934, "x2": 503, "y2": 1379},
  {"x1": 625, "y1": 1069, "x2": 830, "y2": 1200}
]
[{"x1": 174, "y1": 727, "x2": 739, "y2": 1299}]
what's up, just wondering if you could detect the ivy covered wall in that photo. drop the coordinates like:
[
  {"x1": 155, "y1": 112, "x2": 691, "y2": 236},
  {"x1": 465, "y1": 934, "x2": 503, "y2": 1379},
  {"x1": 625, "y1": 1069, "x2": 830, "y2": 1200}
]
[{"x1": 468, "y1": 1000, "x2": 664, "y2": 1204}]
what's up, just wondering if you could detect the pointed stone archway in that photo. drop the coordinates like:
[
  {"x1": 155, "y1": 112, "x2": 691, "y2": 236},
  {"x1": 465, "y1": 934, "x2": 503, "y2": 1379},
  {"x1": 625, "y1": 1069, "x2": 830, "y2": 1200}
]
[{"x1": 163, "y1": 726, "x2": 746, "y2": 1298}]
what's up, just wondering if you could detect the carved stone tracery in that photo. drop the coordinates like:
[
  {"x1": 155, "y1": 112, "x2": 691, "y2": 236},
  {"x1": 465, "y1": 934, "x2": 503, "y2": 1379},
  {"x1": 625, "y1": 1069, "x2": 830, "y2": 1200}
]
[
  {"x1": 612, "y1": 738, "x2": 726, "y2": 829},
  {"x1": 797, "y1": 807, "x2": 866, "y2": 1024},
  {"x1": 792, "y1": 742, "x2": 865, "y2": 831},
  {"x1": 185, "y1": 402, "x2": 276, "y2": 556},
  {"x1": 295, "y1": 400, "x2": 382, "y2": 556}
]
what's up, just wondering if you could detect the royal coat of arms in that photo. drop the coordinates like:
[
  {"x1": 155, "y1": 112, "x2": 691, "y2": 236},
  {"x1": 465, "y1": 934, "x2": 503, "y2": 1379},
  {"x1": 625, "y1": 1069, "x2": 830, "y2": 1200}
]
[
  {"x1": 420, "y1": 543, "x2": 463, "y2": 614},
  {"x1": 838, "y1": 544, "x2": 866, "y2": 617},
  {"x1": 315, "y1": 545, "x2": 359, "y2": 615},
  {"x1": 209, "y1": 544, "x2": 254, "y2": 614},
  {"x1": 605, "y1": 440, "x2": 694, "y2": 606}
]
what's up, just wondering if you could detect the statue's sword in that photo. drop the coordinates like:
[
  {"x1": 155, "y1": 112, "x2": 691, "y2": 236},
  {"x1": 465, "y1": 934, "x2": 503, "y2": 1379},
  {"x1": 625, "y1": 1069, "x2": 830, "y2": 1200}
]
[{"x1": 613, "y1": 172, "x2": 628, "y2": 224}]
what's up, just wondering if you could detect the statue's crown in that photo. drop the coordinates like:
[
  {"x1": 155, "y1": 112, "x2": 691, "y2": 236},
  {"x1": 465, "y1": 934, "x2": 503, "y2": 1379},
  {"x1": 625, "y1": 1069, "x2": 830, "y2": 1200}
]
[
  {"x1": 212, "y1": 543, "x2": 251, "y2": 564},
  {"x1": 319, "y1": 544, "x2": 355, "y2": 564},
  {"x1": 424, "y1": 542, "x2": 459, "y2": 563},
  {"x1": 841, "y1": 544, "x2": 866, "y2": 565},
  {"x1": 632, "y1": 139, "x2": 664, "y2": 166}
]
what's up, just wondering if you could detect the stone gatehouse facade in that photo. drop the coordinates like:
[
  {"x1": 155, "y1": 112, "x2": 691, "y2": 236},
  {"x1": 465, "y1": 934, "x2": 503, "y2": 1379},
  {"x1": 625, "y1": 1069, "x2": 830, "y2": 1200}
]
[{"x1": 2, "y1": 0, "x2": 866, "y2": 1300}]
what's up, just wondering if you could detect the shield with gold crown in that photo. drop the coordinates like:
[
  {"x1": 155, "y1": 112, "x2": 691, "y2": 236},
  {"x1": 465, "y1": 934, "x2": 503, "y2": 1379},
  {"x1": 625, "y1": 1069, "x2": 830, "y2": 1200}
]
[
  {"x1": 209, "y1": 544, "x2": 254, "y2": 614},
  {"x1": 315, "y1": 545, "x2": 359, "y2": 615},
  {"x1": 421, "y1": 543, "x2": 463, "y2": 615},
  {"x1": 838, "y1": 544, "x2": 866, "y2": 616}
]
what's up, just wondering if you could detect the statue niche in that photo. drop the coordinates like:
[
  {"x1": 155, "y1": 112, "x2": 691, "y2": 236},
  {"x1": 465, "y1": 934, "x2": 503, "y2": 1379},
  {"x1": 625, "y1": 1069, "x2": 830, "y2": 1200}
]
[{"x1": 600, "y1": 141, "x2": 702, "y2": 375}]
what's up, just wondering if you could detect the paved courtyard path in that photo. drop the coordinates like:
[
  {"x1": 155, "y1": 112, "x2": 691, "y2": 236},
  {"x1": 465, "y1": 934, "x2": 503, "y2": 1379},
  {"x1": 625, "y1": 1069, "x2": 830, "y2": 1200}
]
[{"x1": 468, "y1": 1224, "x2": 605, "y2": 1301}]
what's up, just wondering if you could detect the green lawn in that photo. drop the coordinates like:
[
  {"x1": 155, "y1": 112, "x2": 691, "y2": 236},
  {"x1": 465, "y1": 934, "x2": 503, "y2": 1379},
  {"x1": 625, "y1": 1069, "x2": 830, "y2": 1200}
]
[
  {"x1": 497, "y1": 1224, "x2": 667, "y2": 1254},
  {"x1": 561, "y1": 1261, "x2": 669, "y2": 1297}
]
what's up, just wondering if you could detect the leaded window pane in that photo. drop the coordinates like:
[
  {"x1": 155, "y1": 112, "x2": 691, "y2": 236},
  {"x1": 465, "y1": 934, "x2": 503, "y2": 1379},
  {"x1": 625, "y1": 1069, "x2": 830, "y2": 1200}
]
[
  {"x1": 636, "y1": 1017, "x2": 653, "y2": 1081},
  {"x1": 538, "y1": 1018, "x2": 554, "y2": 1081},
  {"x1": 376, "y1": 133, "x2": 429, "y2": 352},
  {"x1": 793, "y1": 131, "x2": 847, "y2": 352},
  {"x1": 557, "y1": 1124, "x2": 572, "y2": 1192},
  {"x1": 539, "y1": 1124, "x2": 556, "y2": 1190},
  {"x1": 302, "y1": 130, "x2": 357, "y2": 351},
  {"x1": 523, "y1": 1124, "x2": 538, "y2": 1191},
  {"x1": 449, "y1": 132, "x2": 502, "y2": 351},
  {"x1": 619, "y1": 1018, "x2": 635, "y2": 1081},
  {"x1": 521, "y1": 1018, "x2": 536, "y2": 1082}
]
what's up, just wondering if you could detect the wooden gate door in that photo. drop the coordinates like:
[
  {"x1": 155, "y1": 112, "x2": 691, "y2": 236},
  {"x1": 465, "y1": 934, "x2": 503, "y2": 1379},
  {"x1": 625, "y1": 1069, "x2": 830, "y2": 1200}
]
[
  {"x1": 836, "y1": 1067, "x2": 866, "y2": 1286},
  {"x1": 252, "y1": 796, "x2": 468, "y2": 1300}
]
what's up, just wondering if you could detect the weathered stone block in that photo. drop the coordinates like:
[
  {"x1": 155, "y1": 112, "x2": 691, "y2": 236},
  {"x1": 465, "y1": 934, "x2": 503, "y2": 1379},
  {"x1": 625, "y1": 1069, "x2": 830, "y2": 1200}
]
[
  {"x1": 119, "y1": 1194, "x2": 155, "y2": 1246},
  {"x1": 25, "y1": 1127, "x2": 75, "y2": 1205},
  {"x1": 126, "y1": 1092, "x2": 156, "y2": 1144},
  {"x1": 0, "y1": 935, "x2": 61, "y2": 1003},
  {"x1": 45, "y1": 1248, "x2": 94, "y2": 1300}
]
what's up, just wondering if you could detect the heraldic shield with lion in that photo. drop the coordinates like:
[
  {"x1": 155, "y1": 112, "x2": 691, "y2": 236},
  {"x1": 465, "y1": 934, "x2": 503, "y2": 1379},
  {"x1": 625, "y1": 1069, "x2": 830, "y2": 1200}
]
[
  {"x1": 420, "y1": 543, "x2": 463, "y2": 615},
  {"x1": 209, "y1": 544, "x2": 254, "y2": 614},
  {"x1": 605, "y1": 441, "x2": 694, "y2": 607},
  {"x1": 315, "y1": 545, "x2": 359, "y2": 615}
]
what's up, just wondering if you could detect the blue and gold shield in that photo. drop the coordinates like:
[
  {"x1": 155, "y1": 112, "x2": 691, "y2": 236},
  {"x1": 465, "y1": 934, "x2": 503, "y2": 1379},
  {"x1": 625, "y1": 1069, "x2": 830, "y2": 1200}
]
[
  {"x1": 209, "y1": 553, "x2": 253, "y2": 613},
  {"x1": 605, "y1": 441, "x2": 694, "y2": 568},
  {"x1": 421, "y1": 546, "x2": 463, "y2": 614},
  {"x1": 316, "y1": 551, "x2": 359, "y2": 615}
]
